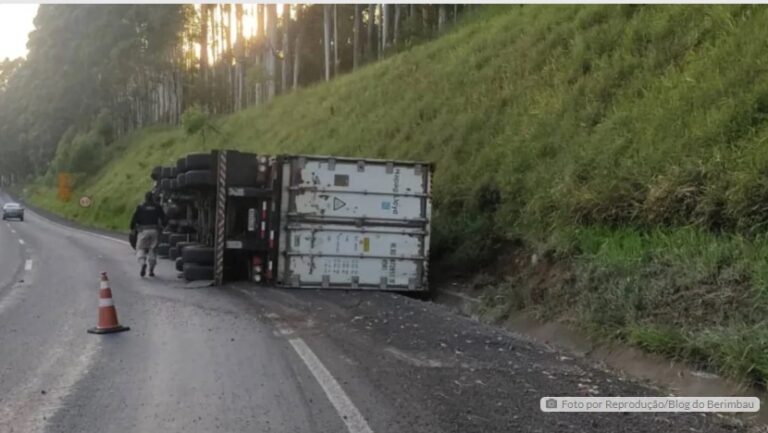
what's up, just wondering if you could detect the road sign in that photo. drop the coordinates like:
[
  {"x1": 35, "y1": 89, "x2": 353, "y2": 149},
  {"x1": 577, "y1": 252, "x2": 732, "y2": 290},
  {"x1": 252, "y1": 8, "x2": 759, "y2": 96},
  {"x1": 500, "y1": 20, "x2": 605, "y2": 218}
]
[
  {"x1": 79, "y1": 196, "x2": 92, "y2": 208},
  {"x1": 58, "y1": 173, "x2": 71, "y2": 202}
]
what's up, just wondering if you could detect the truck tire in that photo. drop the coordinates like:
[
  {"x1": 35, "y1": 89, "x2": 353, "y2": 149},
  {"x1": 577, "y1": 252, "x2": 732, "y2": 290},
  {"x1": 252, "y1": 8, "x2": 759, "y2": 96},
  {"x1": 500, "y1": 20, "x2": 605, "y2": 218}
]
[
  {"x1": 182, "y1": 246, "x2": 214, "y2": 265},
  {"x1": 161, "y1": 166, "x2": 175, "y2": 179},
  {"x1": 185, "y1": 153, "x2": 213, "y2": 171},
  {"x1": 183, "y1": 263, "x2": 214, "y2": 281},
  {"x1": 176, "y1": 157, "x2": 187, "y2": 173},
  {"x1": 175, "y1": 241, "x2": 198, "y2": 253},
  {"x1": 177, "y1": 224, "x2": 196, "y2": 235},
  {"x1": 175, "y1": 257, "x2": 184, "y2": 272},
  {"x1": 183, "y1": 170, "x2": 215, "y2": 187},
  {"x1": 159, "y1": 178, "x2": 171, "y2": 191},
  {"x1": 176, "y1": 172, "x2": 186, "y2": 188},
  {"x1": 151, "y1": 166, "x2": 162, "y2": 181},
  {"x1": 169, "y1": 233, "x2": 188, "y2": 247},
  {"x1": 166, "y1": 205, "x2": 183, "y2": 220},
  {"x1": 170, "y1": 179, "x2": 179, "y2": 190},
  {"x1": 169, "y1": 242, "x2": 197, "y2": 260},
  {"x1": 159, "y1": 231, "x2": 170, "y2": 244},
  {"x1": 157, "y1": 243, "x2": 170, "y2": 257},
  {"x1": 167, "y1": 219, "x2": 180, "y2": 231}
]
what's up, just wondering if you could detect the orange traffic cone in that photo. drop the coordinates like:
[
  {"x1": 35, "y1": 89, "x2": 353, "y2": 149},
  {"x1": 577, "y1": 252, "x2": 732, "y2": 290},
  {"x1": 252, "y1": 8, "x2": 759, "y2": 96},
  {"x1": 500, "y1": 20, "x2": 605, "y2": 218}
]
[{"x1": 87, "y1": 272, "x2": 130, "y2": 334}]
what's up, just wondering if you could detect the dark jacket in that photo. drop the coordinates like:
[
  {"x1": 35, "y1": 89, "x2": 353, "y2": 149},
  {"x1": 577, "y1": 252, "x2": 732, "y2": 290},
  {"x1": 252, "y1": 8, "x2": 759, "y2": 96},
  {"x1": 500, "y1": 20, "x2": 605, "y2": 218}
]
[{"x1": 130, "y1": 202, "x2": 167, "y2": 230}]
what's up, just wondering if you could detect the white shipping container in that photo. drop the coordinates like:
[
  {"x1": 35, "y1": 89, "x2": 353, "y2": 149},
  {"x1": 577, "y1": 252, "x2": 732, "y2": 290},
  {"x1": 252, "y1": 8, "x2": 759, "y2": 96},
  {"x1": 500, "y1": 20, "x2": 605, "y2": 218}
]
[
  {"x1": 282, "y1": 156, "x2": 429, "y2": 224},
  {"x1": 277, "y1": 155, "x2": 432, "y2": 291},
  {"x1": 279, "y1": 224, "x2": 427, "y2": 290}
]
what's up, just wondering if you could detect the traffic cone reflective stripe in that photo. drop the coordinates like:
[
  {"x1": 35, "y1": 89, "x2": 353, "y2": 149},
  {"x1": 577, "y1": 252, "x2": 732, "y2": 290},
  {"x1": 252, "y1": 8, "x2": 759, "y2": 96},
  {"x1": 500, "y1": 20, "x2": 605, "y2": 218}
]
[
  {"x1": 99, "y1": 298, "x2": 114, "y2": 307},
  {"x1": 88, "y1": 272, "x2": 130, "y2": 334}
]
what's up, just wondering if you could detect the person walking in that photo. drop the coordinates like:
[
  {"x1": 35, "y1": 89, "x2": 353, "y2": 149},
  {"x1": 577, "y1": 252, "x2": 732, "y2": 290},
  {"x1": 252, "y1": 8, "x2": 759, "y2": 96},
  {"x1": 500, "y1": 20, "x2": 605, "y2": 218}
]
[{"x1": 130, "y1": 192, "x2": 167, "y2": 277}]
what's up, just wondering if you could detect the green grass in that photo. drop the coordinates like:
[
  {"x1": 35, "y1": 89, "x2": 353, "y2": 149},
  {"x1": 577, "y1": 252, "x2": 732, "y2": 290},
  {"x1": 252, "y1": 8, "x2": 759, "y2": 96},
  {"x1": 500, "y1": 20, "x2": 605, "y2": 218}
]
[{"x1": 26, "y1": 5, "x2": 768, "y2": 387}]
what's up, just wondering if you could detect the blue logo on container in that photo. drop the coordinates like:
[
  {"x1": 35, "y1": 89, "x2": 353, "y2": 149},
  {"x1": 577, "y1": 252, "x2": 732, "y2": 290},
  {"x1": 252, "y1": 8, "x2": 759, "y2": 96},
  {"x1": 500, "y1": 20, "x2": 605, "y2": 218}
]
[{"x1": 381, "y1": 201, "x2": 391, "y2": 210}]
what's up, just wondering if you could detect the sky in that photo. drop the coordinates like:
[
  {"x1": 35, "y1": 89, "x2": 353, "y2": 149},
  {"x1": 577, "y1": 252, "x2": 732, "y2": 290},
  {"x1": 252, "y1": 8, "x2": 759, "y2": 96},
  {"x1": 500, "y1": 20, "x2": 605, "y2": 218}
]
[{"x1": 0, "y1": 4, "x2": 38, "y2": 60}]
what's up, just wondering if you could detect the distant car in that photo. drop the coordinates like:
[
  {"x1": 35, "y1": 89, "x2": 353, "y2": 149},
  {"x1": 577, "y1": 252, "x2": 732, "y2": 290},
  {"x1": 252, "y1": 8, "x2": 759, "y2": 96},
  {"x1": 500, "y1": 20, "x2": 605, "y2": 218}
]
[{"x1": 2, "y1": 203, "x2": 24, "y2": 221}]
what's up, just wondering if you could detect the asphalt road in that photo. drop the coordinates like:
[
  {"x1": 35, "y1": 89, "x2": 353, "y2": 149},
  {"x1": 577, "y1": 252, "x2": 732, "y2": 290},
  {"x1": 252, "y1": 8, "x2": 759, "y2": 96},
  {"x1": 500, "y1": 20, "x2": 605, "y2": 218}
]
[{"x1": 0, "y1": 191, "x2": 749, "y2": 433}]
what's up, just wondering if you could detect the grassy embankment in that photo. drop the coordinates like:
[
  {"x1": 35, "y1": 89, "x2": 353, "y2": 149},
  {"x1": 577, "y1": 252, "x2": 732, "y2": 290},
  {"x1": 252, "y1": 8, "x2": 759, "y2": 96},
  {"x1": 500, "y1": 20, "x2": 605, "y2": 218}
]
[{"x1": 28, "y1": 5, "x2": 768, "y2": 387}]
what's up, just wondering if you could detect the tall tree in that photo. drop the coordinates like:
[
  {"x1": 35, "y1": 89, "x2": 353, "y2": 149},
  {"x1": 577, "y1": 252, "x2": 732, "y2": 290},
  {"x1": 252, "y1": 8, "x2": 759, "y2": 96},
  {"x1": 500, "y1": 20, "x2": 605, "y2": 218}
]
[
  {"x1": 323, "y1": 5, "x2": 331, "y2": 81},
  {"x1": 281, "y1": 4, "x2": 291, "y2": 93},
  {"x1": 293, "y1": 5, "x2": 303, "y2": 89},
  {"x1": 200, "y1": 5, "x2": 209, "y2": 85},
  {"x1": 381, "y1": 4, "x2": 388, "y2": 55},
  {"x1": 265, "y1": 4, "x2": 277, "y2": 99},
  {"x1": 224, "y1": 4, "x2": 233, "y2": 112},
  {"x1": 333, "y1": 4, "x2": 339, "y2": 77},
  {"x1": 255, "y1": 4, "x2": 264, "y2": 104},
  {"x1": 393, "y1": 4, "x2": 400, "y2": 46},
  {"x1": 353, "y1": 4, "x2": 361, "y2": 70},
  {"x1": 438, "y1": 5, "x2": 447, "y2": 32},
  {"x1": 210, "y1": 5, "x2": 218, "y2": 72},
  {"x1": 234, "y1": 4, "x2": 244, "y2": 110},
  {"x1": 366, "y1": 4, "x2": 375, "y2": 62}
]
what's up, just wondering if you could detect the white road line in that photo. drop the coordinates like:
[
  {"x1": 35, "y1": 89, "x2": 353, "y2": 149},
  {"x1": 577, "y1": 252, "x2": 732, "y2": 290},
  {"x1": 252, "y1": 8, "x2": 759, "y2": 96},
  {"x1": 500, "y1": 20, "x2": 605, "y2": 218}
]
[
  {"x1": 24, "y1": 259, "x2": 32, "y2": 271},
  {"x1": 288, "y1": 338, "x2": 375, "y2": 433},
  {"x1": 18, "y1": 239, "x2": 24, "y2": 245}
]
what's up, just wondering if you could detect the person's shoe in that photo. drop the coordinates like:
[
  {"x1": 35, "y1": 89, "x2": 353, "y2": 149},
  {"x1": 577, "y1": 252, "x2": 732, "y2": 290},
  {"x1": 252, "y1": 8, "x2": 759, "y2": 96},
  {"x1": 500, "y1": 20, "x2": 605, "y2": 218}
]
[
  {"x1": 148, "y1": 267, "x2": 155, "y2": 277},
  {"x1": 140, "y1": 264, "x2": 147, "y2": 277}
]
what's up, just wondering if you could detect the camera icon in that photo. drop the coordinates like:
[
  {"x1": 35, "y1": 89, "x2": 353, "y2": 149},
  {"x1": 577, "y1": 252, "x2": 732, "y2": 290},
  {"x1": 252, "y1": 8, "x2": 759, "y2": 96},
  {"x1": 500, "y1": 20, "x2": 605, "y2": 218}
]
[{"x1": 545, "y1": 398, "x2": 558, "y2": 409}]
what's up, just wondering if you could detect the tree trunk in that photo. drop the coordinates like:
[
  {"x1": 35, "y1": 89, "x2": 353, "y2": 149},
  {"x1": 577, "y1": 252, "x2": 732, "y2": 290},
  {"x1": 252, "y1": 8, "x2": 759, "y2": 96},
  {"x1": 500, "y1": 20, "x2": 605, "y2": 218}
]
[
  {"x1": 438, "y1": 5, "x2": 447, "y2": 32},
  {"x1": 255, "y1": 4, "x2": 264, "y2": 104},
  {"x1": 211, "y1": 5, "x2": 218, "y2": 73},
  {"x1": 281, "y1": 4, "x2": 290, "y2": 94},
  {"x1": 353, "y1": 4, "x2": 361, "y2": 70},
  {"x1": 176, "y1": 69, "x2": 183, "y2": 124},
  {"x1": 378, "y1": 4, "x2": 383, "y2": 59},
  {"x1": 333, "y1": 4, "x2": 339, "y2": 77},
  {"x1": 409, "y1": 4, "x2": 419, "y2": 37},
  {"x1": 209, "y1": 5, "x2": 219, "y2": 103},
  {"x1": 224, "y1": 4, "x2": 233, "y2": 112},
  {"x1": 393, "y1": 5, "x2": 400, "y2": 47},
  {"x1": 200, "y1": 5, "x2": 209, "y2": 85},
  {"x1": 366, "y1": 4, "x2": 375, "y2": 62},
  {"x1": 381, "y1": 4, "x2": 388, "y2": 54},
  {"x1": 293, "y1": 5, "x2": 302, "y2": 89},
  {"x1": 235, "y1": 4, "x2": 244, "y2": 110},
  {"x1": 266, "y1": 4, "x2": 277, "y2": 99},
  {"x1": 323, "y1": 5, "x2": 331, "y2": 81}
]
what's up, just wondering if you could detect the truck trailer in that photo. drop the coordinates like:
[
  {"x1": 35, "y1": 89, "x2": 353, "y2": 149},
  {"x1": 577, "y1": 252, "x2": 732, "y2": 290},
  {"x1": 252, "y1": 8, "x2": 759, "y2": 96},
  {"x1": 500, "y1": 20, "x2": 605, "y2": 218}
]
[{"x1": 150, "y1": 150, "x2": 433, "y2": 292}]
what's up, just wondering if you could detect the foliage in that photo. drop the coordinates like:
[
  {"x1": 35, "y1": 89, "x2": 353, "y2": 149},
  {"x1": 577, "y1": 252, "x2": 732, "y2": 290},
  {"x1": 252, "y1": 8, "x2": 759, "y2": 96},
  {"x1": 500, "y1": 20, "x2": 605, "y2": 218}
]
[
  {"x1": 0, "y1": 5, "x2": 188, "y2": 176},
  {"x1": 181, "y1": 105, "x2": 209, "y2": 135},
  {"x1": 94, "y1": 109, "x2": 115, "y2": 145}
]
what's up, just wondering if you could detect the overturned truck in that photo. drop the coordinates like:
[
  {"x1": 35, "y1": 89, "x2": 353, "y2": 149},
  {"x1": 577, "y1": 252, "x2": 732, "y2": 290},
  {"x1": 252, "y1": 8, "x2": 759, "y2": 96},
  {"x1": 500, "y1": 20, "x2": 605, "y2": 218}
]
[{"x1": 150, "y1": 151, "x2": 433, "y2": 291}]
